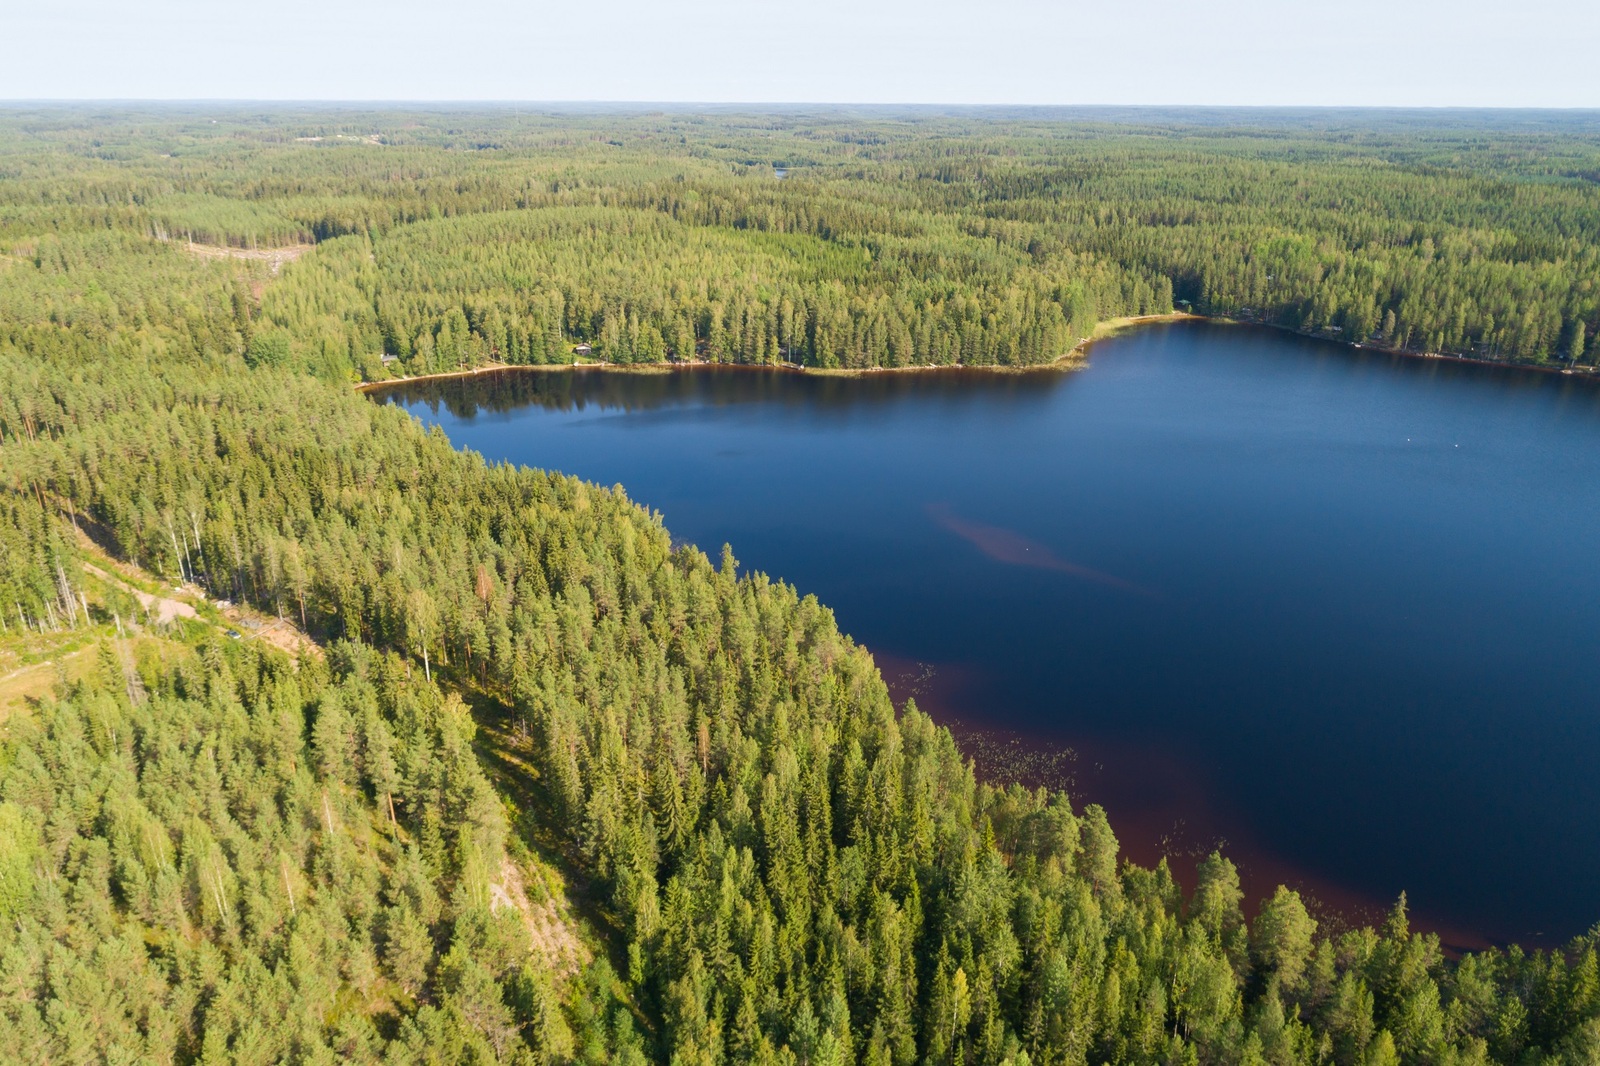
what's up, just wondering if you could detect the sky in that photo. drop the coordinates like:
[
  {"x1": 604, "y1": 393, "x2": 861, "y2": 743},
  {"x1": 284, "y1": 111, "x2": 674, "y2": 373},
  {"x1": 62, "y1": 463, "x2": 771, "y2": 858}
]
[{"x1": 5, "y1": 0, "x2": 1598, "y2": 107}]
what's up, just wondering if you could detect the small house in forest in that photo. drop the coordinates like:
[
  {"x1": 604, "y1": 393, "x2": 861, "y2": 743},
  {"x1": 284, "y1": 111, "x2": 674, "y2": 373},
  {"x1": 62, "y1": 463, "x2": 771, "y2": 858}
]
[{"x1": 572, "y1": 343, "x2": 593, "y2": 356}]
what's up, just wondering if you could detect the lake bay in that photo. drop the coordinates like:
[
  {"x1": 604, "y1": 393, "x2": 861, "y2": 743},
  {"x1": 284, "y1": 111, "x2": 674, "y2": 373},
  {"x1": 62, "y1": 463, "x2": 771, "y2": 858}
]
[{"x1": 375, "y1": 322, "x2": 1600, "y2": 946}]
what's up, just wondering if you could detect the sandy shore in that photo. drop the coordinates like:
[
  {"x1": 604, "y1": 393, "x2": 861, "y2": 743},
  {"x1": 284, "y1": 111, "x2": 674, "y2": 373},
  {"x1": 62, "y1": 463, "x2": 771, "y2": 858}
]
[{"x1": 355, "y1": 311, "x2": 1594, "y2": 391}]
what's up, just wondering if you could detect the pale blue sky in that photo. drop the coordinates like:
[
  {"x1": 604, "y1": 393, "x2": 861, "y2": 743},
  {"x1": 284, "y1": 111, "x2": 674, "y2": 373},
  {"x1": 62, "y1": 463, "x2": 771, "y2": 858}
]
[{"x1": 5, "y1": 0, "x2": 1597, "y2": 106}]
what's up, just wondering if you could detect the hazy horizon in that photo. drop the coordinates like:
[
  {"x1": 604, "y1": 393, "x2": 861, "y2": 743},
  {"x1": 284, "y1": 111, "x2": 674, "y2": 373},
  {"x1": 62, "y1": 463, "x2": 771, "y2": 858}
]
[
  {"x1": 6, "y1": 0, "x2": 1596, "y2": 109},
  {"x1": 4, "y1": 101, "x2": 1599, "y2": 111}
]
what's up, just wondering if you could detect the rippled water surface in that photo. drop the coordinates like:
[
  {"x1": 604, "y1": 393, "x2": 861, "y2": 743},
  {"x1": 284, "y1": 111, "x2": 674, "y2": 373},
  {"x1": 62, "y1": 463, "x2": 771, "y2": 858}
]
[{"x1": 375, "y1": 322, "x2": 1600, "y2": 945}]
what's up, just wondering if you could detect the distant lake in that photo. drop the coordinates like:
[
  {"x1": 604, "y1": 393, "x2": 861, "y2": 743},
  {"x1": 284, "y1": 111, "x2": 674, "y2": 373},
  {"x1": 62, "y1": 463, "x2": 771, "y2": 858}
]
[{"x1": 373, "y1": 322, "x2": 1600, "y2": 947}]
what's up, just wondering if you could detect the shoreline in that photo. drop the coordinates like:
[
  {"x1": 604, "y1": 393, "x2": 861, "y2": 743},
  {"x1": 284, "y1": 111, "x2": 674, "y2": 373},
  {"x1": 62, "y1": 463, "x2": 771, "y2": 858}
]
[
  {"x1": 355, "y1": 312, "x2": 1199, "y2": 392},
  {"x1": 874, "y1": 649, "x2": 1508, "y2": 954},
  {"x1": 1203, "y1": 317, "x2": 1600, "y2": 381},
  {"x1": 357, "y1": 355, "x2": 1090, "y2": 393},
  {"x1": 356, "y1": 311, "x2": 1597, "y2": 393},
  {"x1": 1076, "y1": 311, "x2": 1209, "y2": 347}
]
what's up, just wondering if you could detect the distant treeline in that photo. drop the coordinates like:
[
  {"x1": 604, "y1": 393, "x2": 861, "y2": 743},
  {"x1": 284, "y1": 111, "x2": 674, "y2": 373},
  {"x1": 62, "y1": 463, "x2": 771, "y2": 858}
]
[{"x1": 1, "y1": 108, "x2": 1595, "y2": 376}]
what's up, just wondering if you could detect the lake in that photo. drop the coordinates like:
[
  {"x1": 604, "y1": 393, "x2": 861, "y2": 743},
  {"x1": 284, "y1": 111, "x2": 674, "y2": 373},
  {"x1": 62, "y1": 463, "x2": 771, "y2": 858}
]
[{"x1": 374, "y1": 322, "x2": 1600, "y2": 947}]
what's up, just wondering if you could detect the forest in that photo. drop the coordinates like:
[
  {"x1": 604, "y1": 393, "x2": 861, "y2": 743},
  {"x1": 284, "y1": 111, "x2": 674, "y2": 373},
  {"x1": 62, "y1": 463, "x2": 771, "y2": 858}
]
[
  {"x1": 2, "y1": 106, "x2": 1596, "y2": 376},
  {"x1": 1, "y1": 105, "x2": 1599, "y2": 1064}
]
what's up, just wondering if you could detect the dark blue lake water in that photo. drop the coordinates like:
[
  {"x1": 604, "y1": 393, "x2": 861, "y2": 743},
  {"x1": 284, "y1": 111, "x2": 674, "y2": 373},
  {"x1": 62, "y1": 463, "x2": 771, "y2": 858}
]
[{"x1": 376, "y1": 322, "x2": 1600, "y2": 946}]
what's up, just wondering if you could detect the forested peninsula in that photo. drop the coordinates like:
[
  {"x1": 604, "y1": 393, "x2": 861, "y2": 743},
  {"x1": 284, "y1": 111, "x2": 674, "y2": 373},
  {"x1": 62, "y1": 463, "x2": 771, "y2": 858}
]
[{"x1": 2, "y1": 106, "x2": 1599, "y2": 1065}]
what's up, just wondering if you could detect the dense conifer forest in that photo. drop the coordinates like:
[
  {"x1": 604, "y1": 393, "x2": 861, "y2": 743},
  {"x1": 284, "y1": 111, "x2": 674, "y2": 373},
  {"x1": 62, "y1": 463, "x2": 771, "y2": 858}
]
[{"x1": 1, "y1": 105, "x2": 1599, "y2": 1064}]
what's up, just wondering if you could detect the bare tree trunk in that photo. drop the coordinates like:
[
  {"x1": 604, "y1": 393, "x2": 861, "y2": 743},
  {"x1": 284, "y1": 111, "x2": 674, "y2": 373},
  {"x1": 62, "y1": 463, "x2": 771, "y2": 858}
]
[
  {"x1": 282, "y1": 856, "x2": 297, "y2": 917},
  {"x1": 56, "y1": 563, "x2": 77, "y2": 626},
  {"x1": 189, "y1": 510, "x2": 208, "y2": 590},
  {"x1": 166, "y1": 516, "x2": 185, "y2": 584}
]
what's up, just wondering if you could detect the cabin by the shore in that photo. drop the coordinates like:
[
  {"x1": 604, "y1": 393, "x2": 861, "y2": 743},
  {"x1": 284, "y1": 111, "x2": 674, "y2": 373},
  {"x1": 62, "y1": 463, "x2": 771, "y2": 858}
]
[{"x1": 572, "y1": 343, "x2": 593, "y2": 356}]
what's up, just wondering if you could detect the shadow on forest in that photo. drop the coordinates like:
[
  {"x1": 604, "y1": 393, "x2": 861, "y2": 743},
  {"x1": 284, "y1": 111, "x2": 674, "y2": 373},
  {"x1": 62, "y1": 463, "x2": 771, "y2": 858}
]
[{"x1": 455, "y1": 682, "x2": 641, "y2": 991}]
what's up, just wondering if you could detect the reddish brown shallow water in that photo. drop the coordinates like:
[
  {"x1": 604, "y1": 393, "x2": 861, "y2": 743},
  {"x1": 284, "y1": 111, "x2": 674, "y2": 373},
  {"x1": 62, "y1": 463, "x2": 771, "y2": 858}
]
[{"x1": 875, "y1": 651, "x2": 1494, "y2": 952}]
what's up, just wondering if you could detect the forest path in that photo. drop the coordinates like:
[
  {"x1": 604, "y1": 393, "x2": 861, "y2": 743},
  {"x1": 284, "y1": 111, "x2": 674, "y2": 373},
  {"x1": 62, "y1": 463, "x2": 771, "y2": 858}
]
[{"x1": 82, "y1": 562, "x2": 196, "y2": 625}]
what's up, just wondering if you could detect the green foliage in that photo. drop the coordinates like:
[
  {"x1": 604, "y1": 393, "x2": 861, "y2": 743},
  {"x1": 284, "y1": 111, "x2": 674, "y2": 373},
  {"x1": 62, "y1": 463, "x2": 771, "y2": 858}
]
[
  {"x1": 0, "y1": 802, "x2": 39, "y2": 921},
  {"x1": 1252, "y1": 886, "x2": 1318, "y2": 993},
  {"x1": 0, "y1": 490, "x2": 81, "y2": 632},
  {"x1": 245, "y1": 330, "x2": 293, "y2": 369},
  {"x1": 0, "y1": 639, "x2": 623, "y2": 1063},
  {"x1": 1, "y1": 105, "x2": 1599, "y2": 1063}
]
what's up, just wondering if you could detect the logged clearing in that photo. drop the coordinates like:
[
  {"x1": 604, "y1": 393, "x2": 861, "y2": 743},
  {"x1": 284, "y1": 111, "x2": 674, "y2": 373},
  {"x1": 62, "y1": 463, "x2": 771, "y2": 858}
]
[
  {"x1": 183, "y1": 241, "x2": 313, "y2": 275},
  {"x1": 1, "y1": 534, "x2": 327, "y2": 721},
  {"x1": 0, "y1": 646, "x2": 93, "y2": 722},
  {"x1": 77, "y1": 533, "x2": 322, "y2": 661}
]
